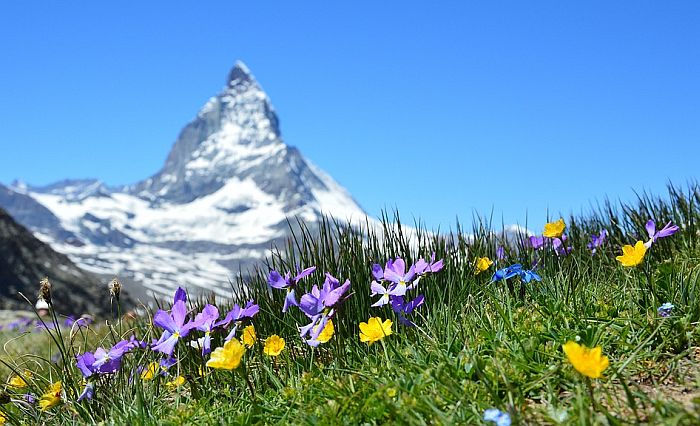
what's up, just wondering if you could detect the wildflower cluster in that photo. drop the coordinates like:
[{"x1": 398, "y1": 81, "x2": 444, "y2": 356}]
[
  {"x1": 0, "y1": 209, "x2": 688, "y2": 423},
  {"x1": 268, "y1": 266, "x2": 351, "y2": 346}
]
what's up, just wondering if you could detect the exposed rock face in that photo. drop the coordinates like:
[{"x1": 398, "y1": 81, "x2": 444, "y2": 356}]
[
  {"x1": 0, "y1": 61, "x2": 366, "y2": 299},
  {"x1": 0, "y1": 208, "x2": 121, "y2": 316}
]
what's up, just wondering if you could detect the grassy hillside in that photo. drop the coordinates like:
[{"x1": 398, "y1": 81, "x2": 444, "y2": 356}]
[{"x1": 1, "y1": 183, "x2": 699, "y2": 425}]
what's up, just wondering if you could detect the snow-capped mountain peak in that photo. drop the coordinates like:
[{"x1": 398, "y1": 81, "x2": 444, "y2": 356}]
[{"x1": 1, "y1": 61, "x2": 366, "y2": 299}]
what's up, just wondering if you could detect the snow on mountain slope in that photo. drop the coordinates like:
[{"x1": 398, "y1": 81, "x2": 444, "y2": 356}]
[{"x1": 2, "y1": 62, "x2": 366, "y2": 300}]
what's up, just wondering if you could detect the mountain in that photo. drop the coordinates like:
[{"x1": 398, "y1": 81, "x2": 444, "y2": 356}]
[
  {"x1": 1, "y1": 62, "x2": 366, "y2": 299},
  {"x1": 0, "y1": 207, "x2": 117, "y2": 315}
]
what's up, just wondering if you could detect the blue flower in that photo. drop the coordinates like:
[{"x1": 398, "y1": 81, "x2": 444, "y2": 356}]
[
  {"x1": 492, "y1": 264, "x2": 541, "y2": 282},
  {"x1": 657, "y1": 302, "x2": 674, "y2": 318},
  {"x1": 484, "y1": 408, "x2": 511, "y2": 426}
]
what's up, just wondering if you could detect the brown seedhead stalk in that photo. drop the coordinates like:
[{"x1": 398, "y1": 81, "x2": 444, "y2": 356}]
[
  {"x1": 109, "y1": 277, "x2": 122, "y2": 301},
  {"x1": 38, "y1": 277, "x2": 52, "y2": 305}
]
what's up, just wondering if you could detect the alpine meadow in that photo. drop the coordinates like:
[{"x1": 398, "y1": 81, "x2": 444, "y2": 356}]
[{"x1": 0, "y1": 183, "x2": 699, "y2": 424}]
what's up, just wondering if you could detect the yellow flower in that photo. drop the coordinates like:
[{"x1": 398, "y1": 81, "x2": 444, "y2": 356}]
[
  {"x1": 207, "y1": 339, "x2": 246, "y2": 370},
  {"x1": 166, "y1": 375, "x2": 185, "y2": 390},
  {"x1": 0, "y1": 411, "x2": 5, "y2": 425},
  {"x1": 8, "y1": 370, "x2": 32, "y2": 388},
  {"x1": 264, "y1": 335, "x2": 285, "y2": 357},
  {"x1": 359, "y1": 317, "x2": 393, "y2": 345},
  {"x1": 543, "y1": 218, "x2": 566, "y2": 238},
  {"x1": 616, "y1": 241, "x2": 647, "y2": 267},
  {"x1": 242, "y1": 325, "x2": 257, "y2": 348},
  {"x1": 313, "y1": 319, "x2": 335, "y2": 344},
  {"x1": 141, "y1": 362, "x2": 159, "y2": 381},
  {"x1": 474, "y1": 257, "x2": 493, "y2": 275},
  {"x1": 39, "y1": 381, "x2": 62, "y2": 411},
  {"x1": 562, "y1": 341, "x2": 609, "y2": 379}
]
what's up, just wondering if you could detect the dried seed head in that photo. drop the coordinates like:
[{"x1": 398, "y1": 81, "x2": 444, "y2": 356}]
[
  {"x1": 108, "y1": 277, "x2": 122, "y2": 300},
  {"x1": 0, "y1": 390, "x2": 10, "y2": 404},
  {"x1": 38, "y1": 277, "x2": 52, "y2": 305}
]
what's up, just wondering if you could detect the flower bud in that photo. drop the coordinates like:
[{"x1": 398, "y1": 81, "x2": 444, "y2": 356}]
[
  {"x1": 38, "y1": 277, "x2": 52, "y2": 305},
  {"x1": 108, "y1": 277, "x2": 122, "y2": 301}
]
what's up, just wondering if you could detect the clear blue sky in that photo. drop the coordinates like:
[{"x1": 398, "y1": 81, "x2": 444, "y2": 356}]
[{"x1": 1, "y1": 1, "x2": 698, "y2": 232}]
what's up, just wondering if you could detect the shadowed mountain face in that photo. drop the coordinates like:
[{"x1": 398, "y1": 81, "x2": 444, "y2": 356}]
[
  {"x1": 0, "y1": 208, "x2": 120, "y2": 316},
  {"x1": 0, "y1": 62, "x2": 366, "y2": 299}
]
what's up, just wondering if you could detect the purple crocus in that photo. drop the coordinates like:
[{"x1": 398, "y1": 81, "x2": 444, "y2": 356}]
[
  {"x1": 160, "y1": 356, "x2": 178, "y2": 371},
  {"x1": 587, "y1": 230, "x2": 607, "y2": 255},
  {"x1": 414, "y1": 253, "x2": 444, "y2": 276},
  {"x1": 92, "y1": 340, "x2": 133, "y2": 373},
  {"x1": 645, "y1": 220, "x2": 680, "y2": 248},
  {"x1": 215, "y1": 300, "x2": 259, "y2": 341},
  {"x1": 194, "y1": 304, "x2": 219, "y2": 355},
  {"x1": 299, "y1": 273, "x2": 351, "y2": 318},
  {"x1": 391, "y1": 294, "x2": 425, "y2": 327},
  {"x1": 76, "y1": 340, "x2": 134, "y2": 378},
  {"x1": 298, "y1": 274, "x2": 351, "y2": 346},
  {"x1": 173, "y1": 287, "x2": 187, "y2": 304},
  {"x1": 268, "y1": 266, "x2": 316, "y2": 313},
  {"x1": 370, "y1": 280, "x2": 405, "y2": 307},
  {"x1": 63, "y1": 316, "x2": 76, "y2": 327},
  {"x1": 496, "y1": 246, "x2": 505, "y2": 261},
  {"x1": 383, "y1": 258, "x2": 416, "y2": 292},
  {"x1": 76, "y1": 351, "x2": 97, "y2": 378},
  {"x1": 552, "y1": 235, "x2": 573, "y2": 256},
  {"x1": 529, "y1": 236, "x2": 545, "y2": 250},
  {"x1": 77, "y1": 382, "x2": 95, "y2": 402},
  {"x1": 152, "y1": 300, "x2": 202, "y2": 356}
]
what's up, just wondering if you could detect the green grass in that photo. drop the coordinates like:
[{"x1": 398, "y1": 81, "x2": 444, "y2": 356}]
[{"x1": 1, "y1": 182, "x2": 700, "y2": 425}]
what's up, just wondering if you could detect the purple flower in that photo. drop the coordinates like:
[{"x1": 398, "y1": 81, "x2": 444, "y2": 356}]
[
  {"x1": 658, "y1": 302, "x2": 674, "y2": 318},
  {"x1": 371, "y1": 264, "x2": 384, "y2": 280},
  {"x1": 126, "y1": 334, "x2": 148, "y2": 350},
  {"x1": 496, "y1": 246, "x2": 505, "y2": 260},
  {"x1": 92, "y1": 340, "x2": 133, "y2": 373},
  {"x1": 529, "y1": 236, "x2": 545, "y2": 250},
  {"x1": 268, "y1": 266, "x2": 316, "y2": 313},
  {"x1": 194, "y1": 304, "x2": 219, "y2": 355},
  {"x1": 215, "y1": 300, "x2": 259, "y2": 341},
  {"x1": 299, "y1": 274, "x2": 351, "y2": 317},
  {"x1": 391, "y1": 294, "x2": 425, "y2": 327},
  {"x1": 63, "y1": 316, "x2": 76, "y2": 327},
  {"x1": 76, "y1": 340, "x2": 135, "y2": 377},
  {"x1": 414, "y1": 253, "x2": 444, "y2": 275},
  {"x1": 23, "y1": 393, "x2": 36, "y2": 404},
  {"x1": 74, "y1": 316, "x2": 92, "y2": 328},
  {"x1": 383, "y1": 259, "x2": 416, "y2": 292},
  {"x1": 152, "y1": 300, "x2": 202, "y2": 356},
  {"x1": 587, "y1": 230, "x2": 607, "y2": 254},
  {"x1": 552, "y1": 235, "x2": 573, "y2": 256},
  {"x1": 76, "y1": 352, "x2": 97, "y2": 377},
  {"x1": 160, "y1": 356, "x2": 178, "y2": 371},
  {"x1": 370, "y1": 280, "x2": 405, "y2": 307},
  {"x1": 299, "y1": 313, "x2": 332, "y2": 347},
  {"x1": 645, "y1": 220, "x2": 680, "y2": 248},
  {"x1": 298, "y1": 274, "x2": 351, "y2": 346},
  {"x1": 484, "y1": 408, "x2": 511, "y2": 426},
  {"x1": 173, "y1": 287, "x2": 187, "y2": 304},
  {"x1": 77, "y1": 382, "x2": 95, "y2": 402}
]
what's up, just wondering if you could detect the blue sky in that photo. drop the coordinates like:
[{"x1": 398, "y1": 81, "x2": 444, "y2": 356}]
[{"x1": 1, "y1": 1, "x2": 698, "y2": 232}]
